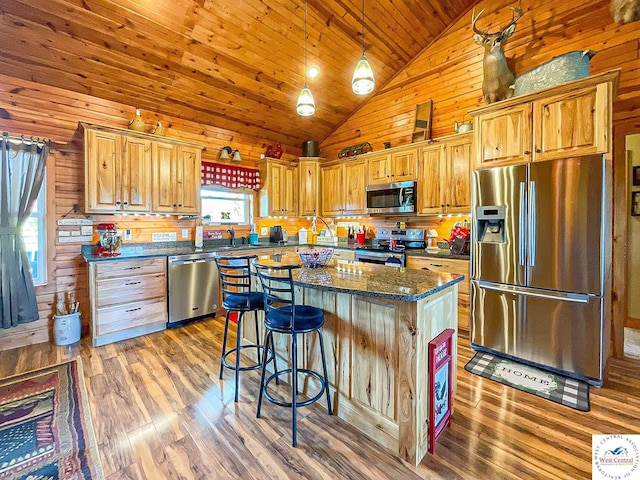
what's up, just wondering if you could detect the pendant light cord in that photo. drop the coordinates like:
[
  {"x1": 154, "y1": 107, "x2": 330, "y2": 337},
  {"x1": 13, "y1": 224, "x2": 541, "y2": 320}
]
[
  {"x1": 361, "y1": 0, "x2": 365, "y2": 53},
  {"x1": 304, "y1": 0, "x2": 308, "y2": 78}
]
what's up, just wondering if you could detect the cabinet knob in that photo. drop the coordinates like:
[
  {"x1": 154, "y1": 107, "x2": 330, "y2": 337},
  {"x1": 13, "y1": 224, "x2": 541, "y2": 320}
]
[
  {"x1": 535, "y1": 148, "x2": 541, "y2": 153},
  {"x1": 173, "y1": 204, "x2": 177, "y2": 208},
  {"x1": 524, "y1": 150, "x2": 531, "y2": 155},
  {"x1": 116, "y1": 201, "x2": 121, "y2": 206},
  {"x1": 178, "y1": 204, "x2": 183, "y2": 207},
  {"x1": 441, "y1": 204, "x2": 445, "y2": 208}
]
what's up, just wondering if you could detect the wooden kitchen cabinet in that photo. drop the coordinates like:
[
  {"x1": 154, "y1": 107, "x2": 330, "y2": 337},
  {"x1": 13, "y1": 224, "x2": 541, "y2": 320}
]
[
  {"x1": 151, "y1": 142, "x2": 201, "y2": 214},
  {"x1": 405, "y1": 256, "x2": 470, "y2": 333},
  {"x1": 367, "y1": 147, "x2": 417, "y2": 185},
  {"x1": 82, "y1": 123, "x2": 204, "y2": 215},
  {"x1": 88, "y1": 257, "x2": 167, "y2": 346},
  {"x1": 84, "y1": 128, "x2": 152, "y2": 213},
  {"x1": 471, "y1": 71, "x2": 618, "y2": 169},
  {"x1": 321, "y1": 159, "x2": 367, "y2": 216},
  {"x1": 418, "y1": 133, "x2": 472, "y2": 214},
  {"x1": 257, "y1": 158, "x2": 298, "y2": 217},
  {"x1": 299, "y1": 157, "x2": 321, "y2": 216}
]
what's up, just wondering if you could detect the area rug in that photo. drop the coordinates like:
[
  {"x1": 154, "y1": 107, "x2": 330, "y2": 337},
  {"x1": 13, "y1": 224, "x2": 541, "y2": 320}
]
[
  {"x1": 464, "y1": 351, "x2": 590, "y2": 412},
  {"x1": 0, "y1": 359, "x2": 104, "y2": 479}
]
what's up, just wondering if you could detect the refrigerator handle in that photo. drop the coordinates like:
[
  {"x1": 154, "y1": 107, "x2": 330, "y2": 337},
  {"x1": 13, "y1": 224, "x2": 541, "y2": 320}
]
[
  {"x1": 529, "y1": 180, "x2": 537, "y2": 267},
  {"x1": 477, "y1": 281, "x2": 591, "y2": 304},
  {"x1": 519, "y1": 182, "x2": 527, "y2": 266}
]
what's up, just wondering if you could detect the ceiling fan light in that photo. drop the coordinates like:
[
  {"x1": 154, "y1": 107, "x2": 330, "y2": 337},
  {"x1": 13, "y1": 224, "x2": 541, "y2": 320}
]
[
  {"x1": 352, "y1": 54, "x2": 375, "y2": 95},
  {"x1": 297, "y1": 84, "x2": 316, "y2": 116}
]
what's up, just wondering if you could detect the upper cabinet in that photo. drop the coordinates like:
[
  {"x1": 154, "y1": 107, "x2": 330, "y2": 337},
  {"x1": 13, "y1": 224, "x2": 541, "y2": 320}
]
[
  {"x1": 418, "y1": 133, "x2": 472, "y2": 214},
  {"x1": 470, "y1": 71, "x2": 619, "y2": 169},
  {"x1": 85, "y1": 128, "x2": 152, "y2": 213},
  {"x1": 257, "y1": 158, "x2": 298, "y2": 217},
  {"x1": 151, "y1": 143, "x2": 202, "y2": 214},
  {"x1": 82, "y1": 123, "x2": 204, "y2": 215},
  {"x1": 299, "y1": 158, "x2": 321, "y2": 217},
  {"x1": 367, "y1": 147, "x2": 417, "y2": 185},
  {"x1": 321, "y1": 158, "x2": 367, "y2": 217}
]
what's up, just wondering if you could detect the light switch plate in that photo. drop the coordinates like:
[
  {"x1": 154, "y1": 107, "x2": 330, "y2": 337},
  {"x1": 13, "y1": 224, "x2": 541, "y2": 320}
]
[
  {"x1": 124, "y1": 229, "x2": 132, "y2": 241},
  {"x1": 182, "y1": 229, "x2": 189, "y2": 238},
  {"x1": 261, "y1": 227, "x2": 268, "y2": 235}
]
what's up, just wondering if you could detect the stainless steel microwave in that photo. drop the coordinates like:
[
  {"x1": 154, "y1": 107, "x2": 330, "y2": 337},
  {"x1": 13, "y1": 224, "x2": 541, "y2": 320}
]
[{"x1": 366, "y1": 180, "x2": 416, "y2": 215}]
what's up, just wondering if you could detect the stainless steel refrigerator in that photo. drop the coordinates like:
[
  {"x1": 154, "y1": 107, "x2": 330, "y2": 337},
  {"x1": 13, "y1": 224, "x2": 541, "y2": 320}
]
[{"x1": 470, "y1": 155, "x2": 610, "y2": 386}]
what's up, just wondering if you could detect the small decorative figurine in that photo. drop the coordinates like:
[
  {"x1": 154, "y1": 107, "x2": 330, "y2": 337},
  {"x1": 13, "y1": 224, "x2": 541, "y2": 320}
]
[{"x1": 128, "y1": 108, "x2": 146, "y2": 132}]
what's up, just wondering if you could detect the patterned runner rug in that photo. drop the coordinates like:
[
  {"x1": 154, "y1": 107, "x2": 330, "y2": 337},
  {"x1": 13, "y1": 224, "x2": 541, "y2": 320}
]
[
  {"x1": 464, "y1": 351, "x2": 590, "y2": 412},
  {"x1": 0, "y1": 359, "x2": 104, "y2": 479}
]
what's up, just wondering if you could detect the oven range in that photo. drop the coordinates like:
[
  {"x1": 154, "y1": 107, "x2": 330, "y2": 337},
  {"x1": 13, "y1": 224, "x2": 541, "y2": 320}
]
[{"x1": 354, "y1": 228, "x2": 425, "y2": 267}]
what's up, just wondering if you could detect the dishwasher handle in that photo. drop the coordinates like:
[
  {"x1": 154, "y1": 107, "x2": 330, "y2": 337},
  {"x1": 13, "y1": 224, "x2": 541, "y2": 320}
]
[{"x1": 170, "y1": 258, "x2": 210, "y2": 266}]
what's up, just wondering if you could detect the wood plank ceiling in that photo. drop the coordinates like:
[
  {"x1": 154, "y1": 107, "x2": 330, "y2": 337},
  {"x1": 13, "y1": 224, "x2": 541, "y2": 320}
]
[{"x1": 0, "y1": 0, "x2": 476, "y2": 146}]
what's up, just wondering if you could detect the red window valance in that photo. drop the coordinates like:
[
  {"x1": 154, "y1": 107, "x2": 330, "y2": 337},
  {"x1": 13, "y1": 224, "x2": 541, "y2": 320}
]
[{"x1": 201, "y1": 162, "x2": 261, "y2": 190}]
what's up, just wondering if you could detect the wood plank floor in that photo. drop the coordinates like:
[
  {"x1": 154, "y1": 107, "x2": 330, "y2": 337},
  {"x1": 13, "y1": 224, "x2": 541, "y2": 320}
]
[{"x1": 1, "y1": 317, "x2": 639, "y2": 479}]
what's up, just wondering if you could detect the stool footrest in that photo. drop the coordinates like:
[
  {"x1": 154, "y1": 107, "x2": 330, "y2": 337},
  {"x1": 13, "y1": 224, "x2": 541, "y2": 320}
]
[
  {"x1": 221, "y1": 344, "x2": 273, "y2": 372},
  {"x1": 263, "y1": 368, "x2": 327, "y2": 408}
]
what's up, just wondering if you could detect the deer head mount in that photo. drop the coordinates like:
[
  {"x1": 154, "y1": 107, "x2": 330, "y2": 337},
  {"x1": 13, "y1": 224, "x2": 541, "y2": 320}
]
[{"x1": 473, "y1": 0, "x2": 523, "y2": 104}]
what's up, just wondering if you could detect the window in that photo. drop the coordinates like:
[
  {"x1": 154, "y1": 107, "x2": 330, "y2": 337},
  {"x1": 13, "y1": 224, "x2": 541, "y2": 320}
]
[
  {"x1": 21, "y1": 179, "x2": 47, "y2": 285},
  {"x1": 201, "y1": 187, "x2": 253, "y2": 224}
]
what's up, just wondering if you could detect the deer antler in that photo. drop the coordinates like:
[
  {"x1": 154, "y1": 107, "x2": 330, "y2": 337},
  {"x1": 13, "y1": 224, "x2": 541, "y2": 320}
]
[
  {"x1": 472, "y1": 0, "x2": 522, "y2": 37},
  {"x1": 472, "y1": 8, "x2": 487, "y2": 36}
]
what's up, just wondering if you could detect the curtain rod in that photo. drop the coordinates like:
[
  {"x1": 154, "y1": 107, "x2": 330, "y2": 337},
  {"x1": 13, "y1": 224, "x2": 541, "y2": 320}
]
[{"x1": 2, "y1": 132, "x2": 50, "y2": 148}]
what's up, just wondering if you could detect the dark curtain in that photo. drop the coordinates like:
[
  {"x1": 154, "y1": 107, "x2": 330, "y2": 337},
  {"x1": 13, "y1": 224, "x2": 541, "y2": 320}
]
[{"x1": 0, "y1": 133, "x2": 49, "y2": 329}]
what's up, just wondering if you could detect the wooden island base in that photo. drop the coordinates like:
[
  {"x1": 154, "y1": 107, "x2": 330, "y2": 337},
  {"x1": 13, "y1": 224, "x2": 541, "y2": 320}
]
[{"x1": 242, "y1": 270, "x2": 459, "y2": 466}]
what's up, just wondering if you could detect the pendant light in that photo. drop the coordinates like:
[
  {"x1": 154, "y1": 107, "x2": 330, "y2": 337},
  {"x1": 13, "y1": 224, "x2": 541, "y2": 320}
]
[
  {"x1": 352, "y1": 0, "x2": 375, "y2": 95},
  {"x1": 296, "y1": 0, "x2": 316, "y2": 116}
]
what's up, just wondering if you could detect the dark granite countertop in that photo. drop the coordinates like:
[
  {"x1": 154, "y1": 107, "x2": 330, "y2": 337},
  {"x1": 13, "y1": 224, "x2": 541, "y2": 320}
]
[
  {"x1": 82, "y1": 241, "x2": 469, "y2": 262},
  {"x1": 255, "y1": 253, "x2": 464, "y2": 301}
]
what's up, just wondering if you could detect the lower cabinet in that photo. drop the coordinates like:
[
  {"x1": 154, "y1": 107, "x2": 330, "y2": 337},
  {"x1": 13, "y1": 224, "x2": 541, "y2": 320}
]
[
  {"x1": 88, "y1": 257, "x2": 167, "y2": 346},
  {"x1": 406, "y1": 256, "x2": 470, "y2": 333}
]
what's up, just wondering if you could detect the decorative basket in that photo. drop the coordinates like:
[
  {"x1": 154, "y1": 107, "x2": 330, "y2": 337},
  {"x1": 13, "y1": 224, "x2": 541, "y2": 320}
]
[
  {"x1": 297, "y1": 248, "x2": 333, "y2": 268},
  {"x1": 514, "y1": 50, "x2": 595, "y2": 97}
]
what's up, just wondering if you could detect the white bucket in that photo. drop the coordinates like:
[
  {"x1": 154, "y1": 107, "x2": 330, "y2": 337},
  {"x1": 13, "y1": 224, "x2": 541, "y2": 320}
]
[{"x1": 53, "y1": 312, "x2": 81, "y2": 346}]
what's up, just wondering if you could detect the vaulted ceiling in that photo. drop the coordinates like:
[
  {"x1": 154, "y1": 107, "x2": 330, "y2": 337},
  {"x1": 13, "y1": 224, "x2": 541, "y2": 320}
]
[{"x1": 0, "y1": 0, "x2": 477, "y2": 146}]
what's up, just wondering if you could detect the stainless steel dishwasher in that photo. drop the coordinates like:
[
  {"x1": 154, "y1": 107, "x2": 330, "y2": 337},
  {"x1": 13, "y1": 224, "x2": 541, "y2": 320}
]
[{"x1": 167, "y1": 252, "x2": 219, "y2": 327}]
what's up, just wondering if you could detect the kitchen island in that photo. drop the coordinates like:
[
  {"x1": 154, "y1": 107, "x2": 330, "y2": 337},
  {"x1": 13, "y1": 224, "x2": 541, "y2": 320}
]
[{"x1": 245, "y1": 253, "x2": 464, "y2": 466}]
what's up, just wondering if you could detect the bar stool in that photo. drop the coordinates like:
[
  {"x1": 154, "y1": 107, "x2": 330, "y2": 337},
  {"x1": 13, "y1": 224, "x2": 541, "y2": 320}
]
[
  {"x1": 215, "y1": 254, "x2": 268, "y2": 402},
  {"x1": 253, "y1": 260, "x2": 332, "y2": 447}
]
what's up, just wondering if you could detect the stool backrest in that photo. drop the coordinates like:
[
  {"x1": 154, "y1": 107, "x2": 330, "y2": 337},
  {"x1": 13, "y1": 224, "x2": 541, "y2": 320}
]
[
  {"x1": 253, "y1": 261, "x2": 301, "y2": 331},
  {"x1": 214, "y1": 255, "x2": 258, "y2": 309}
]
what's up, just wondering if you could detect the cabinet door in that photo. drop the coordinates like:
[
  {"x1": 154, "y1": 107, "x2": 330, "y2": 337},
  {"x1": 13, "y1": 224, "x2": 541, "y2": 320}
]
[
  {"x1": 122, "y1": 137, "x2": 151, "y2": 212},
  {"x1": 269, "y1": 162, "x2": 285, "y2": 216},
  {"x1": 299, "y1": 160, "x2": 319, "y2": 216},
  {"x1": 533, "y1": 83, "x2": 609, "y2": 162},
  {"x1": 321, "y1": 164, "x2": 343, "y2": 216},
  {"x1": 417, "y1": 144, "x2": 444, "y2": 214},
  {"x1": 390, "y1": 148, "x2": 417, "y2": 181},
  {"x1": 282, "y1": 165, "x2": 298, "y2": 216},
  {"x1": 367, "y1": 153, "x2": 391, "y2": 184},
  {"x1": 175, "y1": 145, "x2": 201, "y2": 214},
  {"x1": 446, "y1": 135, "x2": 472, "y2": 213},
  {"x1": 86, "y1": 129, "x2": 121, "y2": 213},
  {"x1": 343, "y1": 159, "x2": 367, "y2": 214},
  {"x1": 151, "y1": 142, "x2": 176, "y2": 213},
  {"x1": 474, "y1": 103, "x2": 532, "y2": 169}
]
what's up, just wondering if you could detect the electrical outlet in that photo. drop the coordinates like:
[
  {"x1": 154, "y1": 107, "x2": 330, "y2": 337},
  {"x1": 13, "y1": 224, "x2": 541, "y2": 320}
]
[
  {"x1": 124, "y1": 229, "x2": 132, "y2": 241},
  {"x1": 182, "y1": 229, "x2": 189, "y2": 238},
  {"x1": 261, "y1": 227, "x2": 268, "y2": 235}
]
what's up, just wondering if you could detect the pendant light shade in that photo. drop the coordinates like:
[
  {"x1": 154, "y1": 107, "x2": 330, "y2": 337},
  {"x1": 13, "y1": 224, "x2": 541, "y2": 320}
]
[
  {"x1": 297, "y1": 83, "x2": 315, "y2": 116},
  {"x1": 352, "y1": 54, "x2": 375, "y2": 95},
  {"x1": 352, "y1": 0, "x2": 374, "y2": 95},
  {"x1": 297, "y1": 1, "x2": 316, "y2": 116}
]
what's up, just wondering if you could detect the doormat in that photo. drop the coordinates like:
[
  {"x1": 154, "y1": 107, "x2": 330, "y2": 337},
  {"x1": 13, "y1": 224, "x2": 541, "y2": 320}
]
[
  {"x1": 0, "y1": 359, "x2": 105, "y2": 479},
  {"x1": 464, "y1": 351, "x2": 590, "y2": 412}
]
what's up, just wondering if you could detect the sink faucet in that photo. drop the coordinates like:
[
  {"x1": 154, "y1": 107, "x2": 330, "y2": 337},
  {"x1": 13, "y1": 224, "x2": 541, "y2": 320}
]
[{"x1": 227, "y1": 227, "x2": 235, "y2": 246}]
